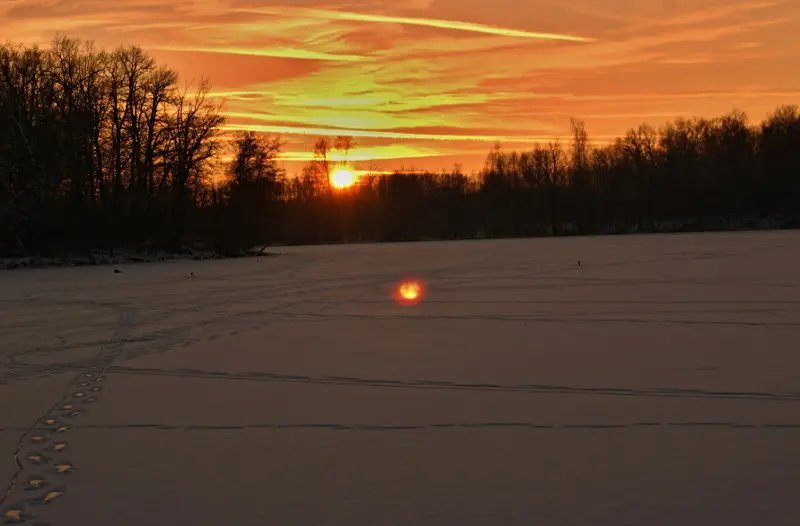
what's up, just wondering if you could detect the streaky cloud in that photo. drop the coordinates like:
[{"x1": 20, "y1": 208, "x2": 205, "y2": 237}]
[
  {"x1": 223, "y1": 122, "x2": 555, "y2": 143},
  {"x1": 150, "y1": 44, "x2": 366, "y2": 61},
  {"x1": 278, "y1": 144, "x2": 449, "y2": 162},
  {"x1": 236, "y1": 7, "x2": 596, "y2": 42}
]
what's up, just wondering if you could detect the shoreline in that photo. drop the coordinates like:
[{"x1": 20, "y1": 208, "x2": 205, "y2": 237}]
[
  {"x1": 2, "y1": 247, "x2": 284, "y2": 270},
  {"x1": 3, "y1": 221, "x2": 796, "y2": 270}
]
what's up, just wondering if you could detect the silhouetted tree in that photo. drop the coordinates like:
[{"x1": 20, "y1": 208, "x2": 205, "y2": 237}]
[
  {"x1": 0, "y1": 37, "x2": 224, "y2": 256},
  {"x1": 2, "y1": 36, "x2": 800, "y2": 259},
  {"x1": 216, "y1": 131, "x2": 283, "y2": 253}
]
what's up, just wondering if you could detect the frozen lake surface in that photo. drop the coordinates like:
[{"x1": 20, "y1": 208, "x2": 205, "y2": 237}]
[{"x1": 1, "y1": 231, "x2": 799, "y2": 525}]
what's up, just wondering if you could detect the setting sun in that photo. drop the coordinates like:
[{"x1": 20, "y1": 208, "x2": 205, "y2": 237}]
[{"x1": 330, "y1": 168, "x2": 356, "y2": 188}]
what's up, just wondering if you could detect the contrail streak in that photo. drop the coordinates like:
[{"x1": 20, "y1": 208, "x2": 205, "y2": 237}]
[{"x1": 238, "y1": 7, "x2": 595, "y2": 42}]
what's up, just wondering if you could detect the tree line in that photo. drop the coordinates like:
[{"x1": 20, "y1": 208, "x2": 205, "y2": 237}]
[
  {"x1": 0, "y1": 37, "x2": 224, "y2": 255},
  {"x1": 1, "y1": 37, "x2": 799, "y2": 257}
]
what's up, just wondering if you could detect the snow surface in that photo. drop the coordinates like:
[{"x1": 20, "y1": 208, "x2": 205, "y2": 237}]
[{"x1": 1, "y1": 231, "x2": 799, "y2": 525}]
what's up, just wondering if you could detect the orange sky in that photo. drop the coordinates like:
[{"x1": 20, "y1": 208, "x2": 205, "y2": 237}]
[{"x1": 3, "y1": 0, "x2": 799, "y2": 174}]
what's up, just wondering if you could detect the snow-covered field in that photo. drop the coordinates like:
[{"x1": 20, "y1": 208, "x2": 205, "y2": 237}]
[{"x1": 1, "y1": 231, "x2": 799, "y2": 525}]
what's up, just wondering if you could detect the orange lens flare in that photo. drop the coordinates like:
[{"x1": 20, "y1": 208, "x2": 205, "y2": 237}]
[{"x1": 392, "y1": 278, "x2": 426, "y2": 306}]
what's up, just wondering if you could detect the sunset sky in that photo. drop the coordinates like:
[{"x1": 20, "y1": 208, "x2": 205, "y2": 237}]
[{"x1": 2, "y1": 0, "x2": 799, "y2": 174}]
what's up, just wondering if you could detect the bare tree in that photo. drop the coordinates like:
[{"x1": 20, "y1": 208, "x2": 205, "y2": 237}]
[
  {"x1": 166, "y1": 79, "x2": 224, "y2": 198},
  {"x1": 334, "y1": 135, "x2": 354, "y2": 166},
  {"x1": 142, "y1": 66, "x2": 178, "y2": 202},
  {"x1": 310, "y1": 137, "x2": 331, "y2": 189}
]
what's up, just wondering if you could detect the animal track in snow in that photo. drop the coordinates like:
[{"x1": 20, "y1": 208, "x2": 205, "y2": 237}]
[
  {"x1": 1, "y1": 303, "x2": 126, "y2": 524},
  {"x1": 25, "y1": 452, "x2": 48, "y2": 466},
  {"x1": 36, "y1": 488, "x2": 65, "y2": 505},
  {"x1": 1, "y1": 361, "x2": 111, "y2": 525},
  {"x1": 22, "y1": 476, "x2": 47, "y2": 492},
  {"x1": 49, "y1": 443, "x2": 67, "y2": 454},
  {"x1": 2, "y1": 504, "x2": 31, "y2": 524},
  {"x1": 51, "y1": 463, "x2": 72, "y2": 476}
]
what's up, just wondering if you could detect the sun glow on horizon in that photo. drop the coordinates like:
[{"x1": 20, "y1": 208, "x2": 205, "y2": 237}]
[{"x1": 330, "y1": 167, "x2": 356, "y2": 188}]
